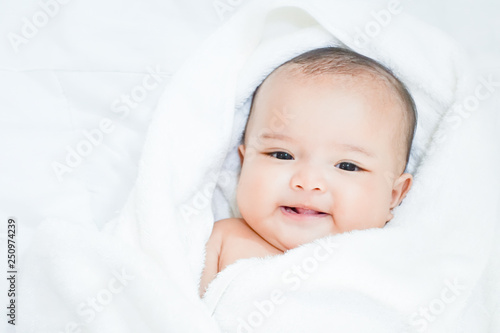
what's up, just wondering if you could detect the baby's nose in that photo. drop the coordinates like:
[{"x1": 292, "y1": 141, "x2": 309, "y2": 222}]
[{"x1": 290, "y1": 165, "x2": 326, "y2": 193}]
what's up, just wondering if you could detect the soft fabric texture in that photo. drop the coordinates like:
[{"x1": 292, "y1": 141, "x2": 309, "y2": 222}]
[{"x1": 19, "y1": 0, "x2": 500, "y2": 332}]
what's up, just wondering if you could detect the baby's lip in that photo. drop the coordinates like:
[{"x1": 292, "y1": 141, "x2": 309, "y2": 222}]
[{"x1": 280, "y1": 205, "x2": 329, "y2": 216}]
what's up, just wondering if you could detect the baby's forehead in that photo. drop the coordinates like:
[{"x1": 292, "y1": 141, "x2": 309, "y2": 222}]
[
  {"x1": 252, "y1": 66, "x2": 408, "y2": 159},
  {"x1": 258, "y1": 65, "x2": 403, "y2": 112},
  {"x1": 254, "y1": 67, "x2": 404, "y2": 131}
]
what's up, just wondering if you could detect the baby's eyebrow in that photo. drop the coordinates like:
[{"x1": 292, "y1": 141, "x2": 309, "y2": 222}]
[
  {"x1": 260, "y1": 133, "x2": 296, "y2": 142},
  {"x1": 337, "y1": 143, "x2": 375, "y2": 158}
]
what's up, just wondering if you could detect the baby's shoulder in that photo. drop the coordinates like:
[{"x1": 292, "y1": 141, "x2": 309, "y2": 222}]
[
  {"x1": 212, "y1": 217, "x2": 253, "y2": 239},
  {"x1": 204, "y1": 218, "x2": 249, "y2": 254}
]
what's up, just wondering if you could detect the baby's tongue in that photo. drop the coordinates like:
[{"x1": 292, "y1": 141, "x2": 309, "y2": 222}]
[{"x1": 295, "y1": 207, "x2": 320, "y2": 215}]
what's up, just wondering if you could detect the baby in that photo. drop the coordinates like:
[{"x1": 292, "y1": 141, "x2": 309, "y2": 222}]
[{"x1": 199, "y1": 47, "x2": 416, "y2": 297}]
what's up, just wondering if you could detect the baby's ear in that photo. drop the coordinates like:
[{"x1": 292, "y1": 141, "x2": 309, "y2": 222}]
[
  {"x1": 238, "y1": 144, "x2": 246, "y2": 164},
  {"x1": 390, "y1": 173, "x2": 413, "y2": 209}
]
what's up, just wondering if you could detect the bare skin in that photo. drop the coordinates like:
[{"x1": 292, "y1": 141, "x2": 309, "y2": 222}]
[{"x1": 199, "y1": 218, "x2": 283, "y2": 296}]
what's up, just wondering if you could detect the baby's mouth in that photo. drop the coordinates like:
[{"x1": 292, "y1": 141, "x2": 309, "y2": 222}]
[{"x1": 281, "y1": 206, "x2": 328, "y2": 216}]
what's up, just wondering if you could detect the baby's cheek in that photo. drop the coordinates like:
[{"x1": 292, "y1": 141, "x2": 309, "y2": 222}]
[
  {"x1": 236, "y1": 171, "x2": 252, "y2": 213},
  {"x1": 237, "y1": 166, "x2": 264, "y2": 215},
  {"x1": 334, "y1": 180, "x2": 379, "y2": 226},
  {"x1": 336, "y1": 179, "x2": 370, "y2": 203}
]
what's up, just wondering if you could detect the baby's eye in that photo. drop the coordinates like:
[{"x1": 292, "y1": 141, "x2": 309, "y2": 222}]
[
  {"x1": 268, "y1": 151, "x2": 294, "y2": 160},
  {"x1": 335, "y1": 162, "x2": 360, "y2": 172}
]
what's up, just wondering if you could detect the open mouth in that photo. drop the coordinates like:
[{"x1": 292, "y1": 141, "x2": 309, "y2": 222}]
[{"x1": 280, "y1": 206, "x2": 328, "y2": 217}]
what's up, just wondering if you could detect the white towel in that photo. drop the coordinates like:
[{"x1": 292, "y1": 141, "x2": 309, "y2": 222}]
[{"x1": 18, "y1": 0, "x2": 500, "y2": 332}]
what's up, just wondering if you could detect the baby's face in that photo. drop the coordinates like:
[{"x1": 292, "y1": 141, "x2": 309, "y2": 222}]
[{"x1": 237, "y1": 68, "x2": 413, "y2": 251}]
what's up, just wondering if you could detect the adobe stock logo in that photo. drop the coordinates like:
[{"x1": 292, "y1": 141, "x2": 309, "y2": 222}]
[
  {"x1": 51, "y1": 66, "x2": 164, "y2": 182},
  {"x1": 212, "y1": 0, "x2": 245, "y2": 22},
  {"x1": 408, "y1": 278, "x2": 466, "y2": 332},
  {"x1": 58, "y1": 268, "x2": 135, "y2": 333},
  {"x1": 7, "y1": 0, "x2": 73, "y2": 53},
  {"x1": 432, "y1": 75, "x2": 500, "y2": 145},
  {"x1": 237, "y1": 237, "x2": 339, "y2": 333},
  {"x1": 352, "y1": 0, "x2": 403, "y2": 47}
]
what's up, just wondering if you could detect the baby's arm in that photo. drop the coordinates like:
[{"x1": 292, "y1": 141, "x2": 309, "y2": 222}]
[{"x1": 199, "y1": 222, "x2": 223, "y2": 298}]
